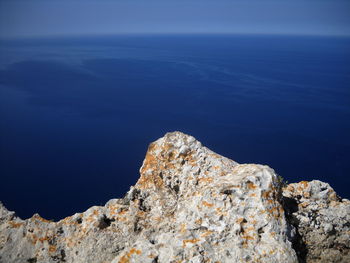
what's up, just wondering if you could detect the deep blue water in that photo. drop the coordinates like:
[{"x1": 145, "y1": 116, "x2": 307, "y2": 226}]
[{"x1": 1, "y1": 34, "x2": 349, "y2": 220}]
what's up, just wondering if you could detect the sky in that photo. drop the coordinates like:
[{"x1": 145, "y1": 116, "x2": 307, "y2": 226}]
[{"x1": 0, "y1": 0, "x2": 350, "y2": 38}]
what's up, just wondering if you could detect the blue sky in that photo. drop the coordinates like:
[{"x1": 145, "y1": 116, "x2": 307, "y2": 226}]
[{"x1": 1, "y1": 0, "x2": 350, "y2": 38}]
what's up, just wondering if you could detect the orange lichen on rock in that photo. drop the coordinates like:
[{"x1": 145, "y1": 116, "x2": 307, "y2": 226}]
[
  {"x1": 195, "y1": 218, "x2": 203, "y2": 225},
  {"x1": 49, "y1": 245, "x2": 56, "y2": 253},
  {"x1": 8, "y1": 221, "x2": 23, "y2": 228},
  {"x1": 198, "y1": 177, "x2": 213, "y2": 184},
  {"x1": 182, "y1": 238, "x2": 200, "y2": 248},
  {"x1": 61, "y1": 213, "x2": 83, "y2": 226},
  {"x1": 118, "y1": 248, "x2": 142, "y2": 263},
  {"x1": 85, "y1": 210, "x2": 99, "y2": 223},
  {"x1": 201, "y1": 230, "x2": 214, "y2": 238},
  {"x1": 202, "y1": 201, "x2": 214, "y2": 208},
  {"x1": 117, "y1": 209, "x2": 128, "y2": 216},
  {"x1": 38, "y1": 236, "x2": 50, "y2": 243},
  {"x1": 296, "y1": 181, "x2": 310, "y2": 193},
  {"x1": 187, "y1": 158, "x2": 197, "y2": 166},
  {"x1": 242, "y1": 234, "x2": 255, "y2": 240},
  {"x1": 236, "y1": 218, "x2": 246, "y2": 224},
  {"x1": 303, "y1": 192, "x2": 311, "y2": 198},
  {"x1": 269, "y1": 249, "x2": 276, "y2": 255},
  {"x1": 137, "y1": 142, "x2": 174, "y2": 190},
  {"x1": 285, "y1": 184, "x2": 295, "y2": 192},
  {"x1": 300, "y1": 181, "x2": 309, "y2": 188},
  {"x1": 246, "y1": 182, "x2": 257, "y2": 190},
  {"x1": 266, "y1": 205, "x2": 284, "y2": 219},
  {"x1": 210, "y1": 153, "x2": 221, "y2": 158},
  {"x1": 162, "y1": 142, "x2": 174, "y2": 154},
  {"x1": 251, "y1": 219, "x2": 258, "y2": 225},
  {"x1": 140, "y1": 144, "x2": 158, "y2": 172},
  {"x1": 299, "y1": 202, "x2": 310, "y2": 208},
  {"x1": 245, "y1": 226, "x2": 256, "y2": 232},
  {"x1": 32, "y1": 215, "x2": 53, "y2": 224},
  {"x1": 27, "y1": 233, "x2": 38, "y2": 245},
  {"x1": 180, "y1": 223, "x2": 187, "y2": 234},
  {"x1": 147, "y1": 253, "x2": 157, "y2": 259},
  {"x1": 215, "y1": 207, "x2": 227, "y2": 217},
  {"x1": 262, "y1": 190, "x2": 272, "y2": 199},
  {"x1": 28, "y1": 233, "x2": 54, "y2": 246}
]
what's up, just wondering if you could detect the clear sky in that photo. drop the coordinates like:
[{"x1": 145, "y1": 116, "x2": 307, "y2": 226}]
[{"x1": 1, "y1": 0, "x2": 350, "y2": 38}]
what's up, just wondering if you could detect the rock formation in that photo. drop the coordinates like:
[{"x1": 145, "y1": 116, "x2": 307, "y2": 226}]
[
  {"x1": 283, "y1": 180, "x2": 350, "y2": 262},
  {"x1": 0, "y1": 132, "x2": 349, "y2": 263}
]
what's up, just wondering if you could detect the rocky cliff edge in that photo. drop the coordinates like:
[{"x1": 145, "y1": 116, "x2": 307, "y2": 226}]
[{"x1": 1, "y1": 132, "x2": 349, "y2": 263}]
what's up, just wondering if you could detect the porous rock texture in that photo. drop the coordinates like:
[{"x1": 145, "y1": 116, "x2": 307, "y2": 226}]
[
  {"x1": 0, "y1": 132, "x2": 349, "y2": 263},
  {"x1": 283, "y1": 180, "x2": 350, "y2": 263}
]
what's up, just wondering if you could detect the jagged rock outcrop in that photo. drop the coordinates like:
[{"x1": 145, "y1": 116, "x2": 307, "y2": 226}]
[
  {"x1": 283, "y1": 180, "x2": 350, "y2": 262},
  {"x1": 0, "y1": 132, "x2": 349, "y2": 263}
]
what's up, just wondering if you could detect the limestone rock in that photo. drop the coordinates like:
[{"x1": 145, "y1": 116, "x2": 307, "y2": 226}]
[
  {"x1": 0, "y1": 131, "x2": 347, "y2": 262},
  {"x1": 283, "y1": 180, "x2": 350, "y2": 263}
]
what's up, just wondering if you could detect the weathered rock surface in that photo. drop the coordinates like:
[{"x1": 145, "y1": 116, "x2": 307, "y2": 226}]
[
  {"x1": 283, "y1": 180, "x2": 350, "y2": 263},
  {"x1": 0, "y1": 132, "x2": 348, "y2": 263}
]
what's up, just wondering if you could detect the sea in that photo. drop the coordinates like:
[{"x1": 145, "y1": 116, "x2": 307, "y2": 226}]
[{"x1": 1, "y1": 34, "x2": 349, "y2": 220}]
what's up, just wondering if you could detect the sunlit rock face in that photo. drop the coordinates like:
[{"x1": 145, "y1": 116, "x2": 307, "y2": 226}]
[{"x1": 0, "y1": 132, "x2": 348, "y2": 263}]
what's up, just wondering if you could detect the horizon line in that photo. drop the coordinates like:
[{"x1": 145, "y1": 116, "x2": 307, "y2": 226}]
[{"x1": 1, "y1": 31, "x2": 350, "y2": 41}]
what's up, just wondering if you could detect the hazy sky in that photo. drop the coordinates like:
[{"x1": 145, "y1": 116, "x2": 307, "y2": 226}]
[{"x1": 1, "y1": 0, "x2": 350, "y2": 38}]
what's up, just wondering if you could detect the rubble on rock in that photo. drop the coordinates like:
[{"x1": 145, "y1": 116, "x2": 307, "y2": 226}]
[
  {"x1": 0, "y1": 132, "x2": 349, "y2": 263},
  {"x1": 283, "y1": 180, "x2": 350, "y2": 263}
]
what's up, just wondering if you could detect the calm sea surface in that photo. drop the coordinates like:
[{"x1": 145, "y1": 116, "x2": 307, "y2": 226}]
[{"x1": 1, "y1": 35, "x2": 350, "y2": 220}]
